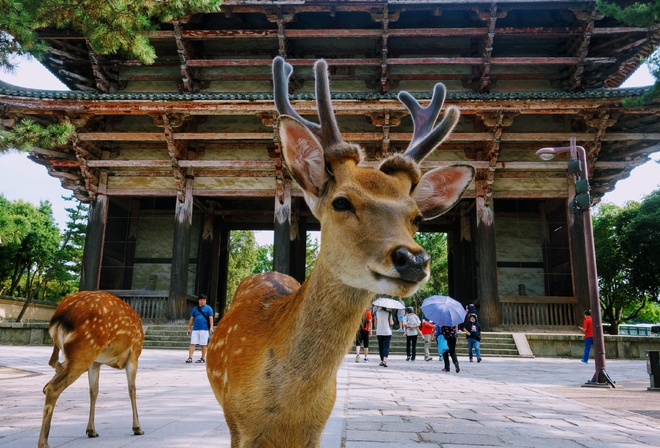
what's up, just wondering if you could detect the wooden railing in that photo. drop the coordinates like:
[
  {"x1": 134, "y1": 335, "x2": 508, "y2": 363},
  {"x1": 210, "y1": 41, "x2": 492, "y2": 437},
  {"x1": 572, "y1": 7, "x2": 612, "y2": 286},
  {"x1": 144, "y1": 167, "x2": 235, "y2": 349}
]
[
  {"x1": 108, "y1": 290, "x2": 169, "y2": 320},
  {"x1": 500, "y1": 296, "x2": 578, "y2": 328}
]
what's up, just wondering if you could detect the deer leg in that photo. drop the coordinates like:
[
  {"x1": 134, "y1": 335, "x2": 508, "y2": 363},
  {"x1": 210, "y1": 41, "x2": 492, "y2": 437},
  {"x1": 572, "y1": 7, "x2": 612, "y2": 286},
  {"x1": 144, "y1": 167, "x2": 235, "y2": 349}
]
[
  {"x1": 38, "y1": 362, "x2": 87, "y2": 448},
  {"x1": 47, "y1": 345, "x2": 63, "y2": 373},
  {"x1": 125, "y1": 353, "x2": 144, "y2": 435},
  {"x1": 86, "y1": 362, "x2": 101, "y2": 438}
]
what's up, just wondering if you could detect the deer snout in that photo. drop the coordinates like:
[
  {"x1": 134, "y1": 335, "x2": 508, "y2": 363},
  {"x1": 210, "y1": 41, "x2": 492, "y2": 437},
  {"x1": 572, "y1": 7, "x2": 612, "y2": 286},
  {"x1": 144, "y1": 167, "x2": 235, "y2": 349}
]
[{"x1": 391, "y1": 246, "x2": 430, "y2": 283}]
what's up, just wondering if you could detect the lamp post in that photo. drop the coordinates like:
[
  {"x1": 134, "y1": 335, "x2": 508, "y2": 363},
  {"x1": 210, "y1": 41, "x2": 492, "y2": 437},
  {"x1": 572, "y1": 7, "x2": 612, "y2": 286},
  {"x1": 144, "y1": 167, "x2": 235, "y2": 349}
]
[{"x1": 536, "y1": 139, "x2": 614, "y2": 388}]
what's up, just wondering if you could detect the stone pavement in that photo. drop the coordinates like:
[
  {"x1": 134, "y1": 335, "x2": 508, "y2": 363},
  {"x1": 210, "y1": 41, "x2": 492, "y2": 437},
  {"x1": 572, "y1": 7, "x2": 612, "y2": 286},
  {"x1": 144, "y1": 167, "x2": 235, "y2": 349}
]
[{"x1": 1, "y1": 345, "x2": 659, "y2": 447}]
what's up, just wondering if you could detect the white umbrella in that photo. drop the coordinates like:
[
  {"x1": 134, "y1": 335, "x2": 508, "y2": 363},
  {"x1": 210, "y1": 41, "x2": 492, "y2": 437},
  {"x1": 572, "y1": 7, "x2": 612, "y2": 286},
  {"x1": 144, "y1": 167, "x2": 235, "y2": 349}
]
[{"x1": 372, "y1": 297, "x2": 404, "y2": 310}]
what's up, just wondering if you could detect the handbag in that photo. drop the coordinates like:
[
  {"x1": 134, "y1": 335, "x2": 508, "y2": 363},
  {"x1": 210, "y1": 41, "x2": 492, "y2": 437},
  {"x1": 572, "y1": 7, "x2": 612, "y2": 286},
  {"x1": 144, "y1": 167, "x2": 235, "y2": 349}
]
[{"x1": 437, "y1": 335, "x2": 449, "y2": 353}]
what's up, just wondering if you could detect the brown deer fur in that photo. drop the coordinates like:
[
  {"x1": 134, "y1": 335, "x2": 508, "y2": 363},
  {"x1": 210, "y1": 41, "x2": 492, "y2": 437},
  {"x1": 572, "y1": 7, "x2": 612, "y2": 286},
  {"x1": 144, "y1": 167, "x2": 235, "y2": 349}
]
[
  {"x1": 38, "y1": 291, "x2": 144, "y2": 448},
  {"x1": 206, "y1": 57, "x2": 475, "y2": 448}
]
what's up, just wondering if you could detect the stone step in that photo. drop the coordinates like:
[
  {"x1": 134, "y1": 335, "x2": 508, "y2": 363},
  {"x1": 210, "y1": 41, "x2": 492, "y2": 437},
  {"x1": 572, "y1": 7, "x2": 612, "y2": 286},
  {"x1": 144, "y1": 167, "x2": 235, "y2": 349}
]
[
  {"x1": 143, "y1": 324, "x2": 192, "y2": 349},
  {"x1": 386, "y1": 331, "x2": 520, "y2": 357},
  {"x1": 143, "y1": 325, "x2": 522, "y2": 357}
]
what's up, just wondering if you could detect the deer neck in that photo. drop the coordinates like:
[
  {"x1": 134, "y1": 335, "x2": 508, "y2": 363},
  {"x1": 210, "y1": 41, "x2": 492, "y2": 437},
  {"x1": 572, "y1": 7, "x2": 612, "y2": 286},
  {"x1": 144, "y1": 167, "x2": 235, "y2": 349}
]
[{"x1": 287, "y1": 258, "x2": 374, "y2": 366}]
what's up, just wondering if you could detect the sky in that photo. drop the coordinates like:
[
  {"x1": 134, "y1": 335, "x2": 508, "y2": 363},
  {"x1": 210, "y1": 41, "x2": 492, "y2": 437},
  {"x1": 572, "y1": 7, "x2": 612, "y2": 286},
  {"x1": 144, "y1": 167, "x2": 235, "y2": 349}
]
[{"x1": 1, "y1": 57, "x2": 659, "y2": 234}]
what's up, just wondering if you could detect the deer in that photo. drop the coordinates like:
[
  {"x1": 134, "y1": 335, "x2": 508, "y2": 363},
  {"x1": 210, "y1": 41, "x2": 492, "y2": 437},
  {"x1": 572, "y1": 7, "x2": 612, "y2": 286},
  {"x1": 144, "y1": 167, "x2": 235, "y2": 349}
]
[
  {"x1": 38, "y1": 291, "x2": 145, "y2": 448},
  {"x1": 206, "y1": 56, "x2": 475, "y2": 447}
]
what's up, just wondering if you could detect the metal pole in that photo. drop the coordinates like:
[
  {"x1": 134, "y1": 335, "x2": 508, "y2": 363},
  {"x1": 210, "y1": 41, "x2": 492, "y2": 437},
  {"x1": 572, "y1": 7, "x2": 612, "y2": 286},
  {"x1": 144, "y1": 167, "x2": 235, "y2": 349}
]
[
  {"x1": 536, "y1": 142, "x2": 614, "y2": 387},
  {"x1": 574, "y1": 146, "x2": 611, "y2": 386}
]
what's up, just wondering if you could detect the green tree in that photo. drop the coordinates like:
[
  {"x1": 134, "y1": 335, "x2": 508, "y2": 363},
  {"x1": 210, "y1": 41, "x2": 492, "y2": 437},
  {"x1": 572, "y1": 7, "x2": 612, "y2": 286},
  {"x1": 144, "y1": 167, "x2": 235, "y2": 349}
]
[
  {"x1": 411, "y1": 232, "x2": 448, "y2": 306},
  {"x1": 593, "y1": 190, "x2": 660, "y2": 333},
  {"x1": 0, "y1": 1, "x2": 223, "y2": 154},
  {"x1": 0, "y1": 119, "x2": 75, "y2": 153},
  {"x1": 0, "y1": 0, "x2": 223, "y2": 69},
  {"x1": 0, "y1": 199, "x2": 59, "y2": 297},
  {"x1": 252, "y1": 244, "x2": 273, "y2": 274},
  {"x1": 0, "y1": 195, "x2": 86, "y2": 309},
  {"x1": 305, "y1": 233, "x2": 320, "y2": 278},
  {"x1": 623, "y1": 189, "x2": 660, "y2": 302},
  {"x1": 226, "y1": 230, "x2": 258, "y2": 306},
  {"x1": 597, "y1": 0, "x2": 660, "y2": 106},
  {"x1": 41, "y1": 196, "x2": 87, "y2": 300}
]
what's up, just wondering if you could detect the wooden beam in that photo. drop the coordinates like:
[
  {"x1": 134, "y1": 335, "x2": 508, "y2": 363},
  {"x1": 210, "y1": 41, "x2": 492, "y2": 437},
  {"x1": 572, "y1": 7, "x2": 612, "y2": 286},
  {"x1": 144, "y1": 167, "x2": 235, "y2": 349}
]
[
  {"x1": 86, "y1": 159, "x2": 637, "y2": 170},
  {"x1": 76, "y1": 131, "x2": 660, "y2": 143},
  {"x1": 143, "y1": 26, "x2": 650, "y2": 41},
  {"x1": 186, "y1": 56, "x2": 616, "y2": 68}
]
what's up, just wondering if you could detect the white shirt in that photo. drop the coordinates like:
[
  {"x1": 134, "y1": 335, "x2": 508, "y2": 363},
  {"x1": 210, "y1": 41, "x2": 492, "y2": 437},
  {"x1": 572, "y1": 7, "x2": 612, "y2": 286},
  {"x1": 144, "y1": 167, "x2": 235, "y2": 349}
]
[
  {"x1": 375, "y1": 309, "x2": 392, "y2": 336},
  {"x1": 404, "y1": 313, "x2": 421, "y2": 336}
]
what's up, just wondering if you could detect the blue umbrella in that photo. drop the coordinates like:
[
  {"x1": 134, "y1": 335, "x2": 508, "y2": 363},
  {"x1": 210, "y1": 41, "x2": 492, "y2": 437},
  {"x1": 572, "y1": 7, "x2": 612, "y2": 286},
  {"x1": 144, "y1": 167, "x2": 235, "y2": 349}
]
[{"x1": 421, "y1": 295, "x2": 465, "y2": 326}]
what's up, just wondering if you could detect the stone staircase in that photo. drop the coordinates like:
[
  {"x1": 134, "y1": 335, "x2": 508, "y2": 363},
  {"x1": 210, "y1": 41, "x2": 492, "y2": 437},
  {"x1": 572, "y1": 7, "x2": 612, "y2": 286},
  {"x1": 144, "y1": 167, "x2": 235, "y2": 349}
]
[
  {"x1": 143, "y1": 325, "x2": 521, "y2": 358},
  {"x1": 387, "y1": 331, "x2": 520, "y2": 358},
  {"x1": 143, "y1": 324, "x2": 190, "y2": 349}
]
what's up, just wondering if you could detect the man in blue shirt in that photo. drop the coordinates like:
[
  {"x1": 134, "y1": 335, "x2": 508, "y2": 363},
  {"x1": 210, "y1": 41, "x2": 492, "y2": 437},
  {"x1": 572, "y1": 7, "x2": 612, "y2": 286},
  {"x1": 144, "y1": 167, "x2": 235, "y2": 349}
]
[{"x1": 186, "y1": 294, "x2": 214, "y2": 363}]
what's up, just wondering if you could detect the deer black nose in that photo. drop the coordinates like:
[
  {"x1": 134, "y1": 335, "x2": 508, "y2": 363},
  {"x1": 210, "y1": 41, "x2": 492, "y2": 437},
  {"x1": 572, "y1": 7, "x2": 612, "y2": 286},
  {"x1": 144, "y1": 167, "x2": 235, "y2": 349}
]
[{"x1": 391, "y1": 247, "x2": 430, "y2": 283}]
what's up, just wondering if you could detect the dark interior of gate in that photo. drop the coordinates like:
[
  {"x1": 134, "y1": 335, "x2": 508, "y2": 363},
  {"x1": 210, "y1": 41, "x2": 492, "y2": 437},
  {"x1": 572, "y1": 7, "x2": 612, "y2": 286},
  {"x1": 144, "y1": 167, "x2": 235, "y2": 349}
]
[{"x1": 2, "y1": 0, "x2": 659, "y2": 329}]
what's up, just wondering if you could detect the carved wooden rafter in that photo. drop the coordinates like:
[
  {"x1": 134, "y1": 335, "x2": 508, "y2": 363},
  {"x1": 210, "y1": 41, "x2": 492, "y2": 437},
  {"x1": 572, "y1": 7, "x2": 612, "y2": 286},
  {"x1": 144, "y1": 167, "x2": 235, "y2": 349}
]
[
  {"x1": 71, "y1": 137, "x2": 103, "y2": 201},
  {"x1": 475, "y1": 111, "x2": 518, "y2": 204},
  {"x1": 369, "y1": 6, "x2": 400, "y2": 93},
  {"x1": 367, "y1": 111, "x2": 403, "y2": 157},
  {"x1": 565, "y1": 6, "x2": 601, "y2": 91},
  {"x1": 160, "y1": 113, "x2": 190, "y2": 201},
  {"x1": 471, "y1": 3, "x2": 507, "y2": 93},
  {"x1": 173, "y1": 20, "x2": 196, "y2": 93},
  {"x1": 581, "y1": 110, "x2": 619, "y2": 171},
  {"x1": 85, "y1": 41, "x2": 116, "y2": 93}
]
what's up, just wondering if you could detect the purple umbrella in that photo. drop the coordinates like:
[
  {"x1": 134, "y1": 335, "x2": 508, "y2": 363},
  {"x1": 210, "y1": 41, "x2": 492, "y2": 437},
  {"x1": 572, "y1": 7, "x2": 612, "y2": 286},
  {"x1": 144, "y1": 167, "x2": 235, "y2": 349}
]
[{"x1": 421, "y1": 295, "x2": 465, "y2": 326}]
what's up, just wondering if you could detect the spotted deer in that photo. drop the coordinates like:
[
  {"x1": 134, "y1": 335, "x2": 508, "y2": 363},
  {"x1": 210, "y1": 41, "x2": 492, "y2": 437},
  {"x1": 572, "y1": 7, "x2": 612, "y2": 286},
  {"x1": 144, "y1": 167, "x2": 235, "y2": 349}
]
[
  {"x1": 206, "y1": 57, "x2": 474, "y2": 447},
  {"x1": 38, "y1": 291, "x2": 145, "y2": 448}
]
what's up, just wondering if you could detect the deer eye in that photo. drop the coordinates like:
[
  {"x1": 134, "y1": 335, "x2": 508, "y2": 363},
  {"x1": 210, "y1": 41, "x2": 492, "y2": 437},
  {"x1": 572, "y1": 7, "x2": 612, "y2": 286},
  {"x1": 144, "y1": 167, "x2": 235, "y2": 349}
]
[
  {"x1": 332, "y1": 197, "x2": 354, "y2": 212},
  {"x1": 412, "y1": 214, "x2": 424, "y2": 227}
]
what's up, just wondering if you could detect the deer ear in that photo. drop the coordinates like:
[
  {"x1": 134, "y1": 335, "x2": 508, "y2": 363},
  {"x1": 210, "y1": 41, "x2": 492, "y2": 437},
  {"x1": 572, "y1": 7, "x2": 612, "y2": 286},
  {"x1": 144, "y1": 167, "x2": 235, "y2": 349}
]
[
  {"x1": 277, "y1": 115, "x2": 328, "y2": 204},
  {"x1": 412, "y1": 165, "x2": 474, "y2": 219}
]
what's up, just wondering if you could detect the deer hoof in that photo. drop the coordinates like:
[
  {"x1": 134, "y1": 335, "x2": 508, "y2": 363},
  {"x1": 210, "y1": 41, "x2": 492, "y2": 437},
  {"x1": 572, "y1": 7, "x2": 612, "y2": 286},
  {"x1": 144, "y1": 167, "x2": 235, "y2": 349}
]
[
  {"x1": 86, "y1": 429, "x2": 99, "y2": 438},
  {"x1": 133, "y1": 426, "x2": 144, "y2": 436}
]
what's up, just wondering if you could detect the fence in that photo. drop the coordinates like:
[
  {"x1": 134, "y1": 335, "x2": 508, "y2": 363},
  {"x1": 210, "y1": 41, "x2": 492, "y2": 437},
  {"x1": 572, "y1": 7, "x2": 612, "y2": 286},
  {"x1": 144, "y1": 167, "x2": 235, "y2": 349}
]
[
  {"x1": 500, "y1": 296, "x2": 577, "y2": 328},
  {"x1": 108, "y1": 290, "x2": 170, "y2": 320}
]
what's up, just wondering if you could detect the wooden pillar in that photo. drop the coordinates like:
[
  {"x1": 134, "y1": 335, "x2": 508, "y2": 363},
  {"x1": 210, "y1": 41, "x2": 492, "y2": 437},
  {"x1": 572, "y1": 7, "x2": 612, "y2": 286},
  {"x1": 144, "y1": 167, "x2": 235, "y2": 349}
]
[
  {"x1": 168, "y1": 177, "x2": 193, "y2": 321},
  {"x1": 123, "y1": 199, "x2": 140, "y2": 289},
  {"x1": 216, "y1": 228, "x2": 231, "y2": 319},
  {"x1": 273, "y1": 178, "x2": 291, "y2": 275},
  {"x1": 475, "y1": 193, "x2": 499, "y2": 330},
  {"x1": 449, "y1": 201, "x2": 475, "y2": 302},
  {"x1": 206, "y1": 216, "x2": 222, "y2": 317},
  {"x1": 289, "y1": 203, "x2": 306, "y2": 284},
  {"x1": 80, "y1": 171, "x2": 108, "y2": 291},
  {"x1": 196, "y1": 213, "x2": 215, "y2": 297}
]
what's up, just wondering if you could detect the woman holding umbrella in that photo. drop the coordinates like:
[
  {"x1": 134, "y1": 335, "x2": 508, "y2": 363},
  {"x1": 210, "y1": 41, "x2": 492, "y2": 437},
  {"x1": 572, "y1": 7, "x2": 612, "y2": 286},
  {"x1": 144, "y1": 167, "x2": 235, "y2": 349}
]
[
  {"x1": 441, "y1": 325, "x2": 460, "y2": 373},
  {"x1": 374, "y1": 306, "x2": 394, "y2": 367},
  {"x1": 421, "y1": 295, "x2": 464, "y2": 373}
]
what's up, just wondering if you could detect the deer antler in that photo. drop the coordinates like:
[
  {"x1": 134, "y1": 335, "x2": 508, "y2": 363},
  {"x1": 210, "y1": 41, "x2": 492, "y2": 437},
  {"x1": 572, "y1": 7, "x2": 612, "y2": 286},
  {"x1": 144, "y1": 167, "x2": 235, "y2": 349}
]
[
  {"x1": 272, "y1": 56, "x2": 343, "y2": 148},
  {"x1": 399, "y1": 83, "x2": 460, "y2": 162}
]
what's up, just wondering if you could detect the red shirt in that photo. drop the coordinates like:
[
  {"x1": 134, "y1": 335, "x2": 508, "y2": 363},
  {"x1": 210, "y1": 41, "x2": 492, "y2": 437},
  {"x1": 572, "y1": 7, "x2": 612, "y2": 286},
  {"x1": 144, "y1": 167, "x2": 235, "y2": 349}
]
[
  {"x1": 361, "y1": 310, "x2": 372, "y2": 331},
  {"x1": 582, "y1": 316, "x2": 593, "y2": 338},
  {"x1": 421, "y1": 320, "x2": 435, "y2": 335}
]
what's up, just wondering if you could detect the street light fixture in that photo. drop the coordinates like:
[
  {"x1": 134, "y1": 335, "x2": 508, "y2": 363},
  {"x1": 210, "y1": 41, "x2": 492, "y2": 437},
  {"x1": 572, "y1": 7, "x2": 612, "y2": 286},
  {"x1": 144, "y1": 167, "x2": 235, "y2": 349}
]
[{"x1": 536, "y1": 138, "x2": 615, "y2": 388}]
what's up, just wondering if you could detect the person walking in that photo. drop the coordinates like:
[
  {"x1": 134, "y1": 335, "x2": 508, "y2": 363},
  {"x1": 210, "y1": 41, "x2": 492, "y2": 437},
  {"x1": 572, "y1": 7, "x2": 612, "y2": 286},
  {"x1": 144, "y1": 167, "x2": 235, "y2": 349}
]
[
  {"x1": 579, "y1": 309, "x2": 593, "y2": 363},
  {"x1": 403, "y1": 306, "x2": 421, "y2": 361},
  {"x1": 441, "y1": 325, "x2": 460, "y2": 373},
  {"x1": 396, "y1": 300, "x2": 406, "y2": 332},
  {"x1": 435, "y1": 324, "x2": 449, "y2": 361},
  {"x1": 375, "y1": 307, "x2": 394, "y2": 367},
  {"x1": 421, "y1": 318, "x2": 436, "y2": 361},
  {"x1": 186, "y1": 294, "x2": 214, "y2": 363},
  {"x1": 463, "y1": 313, "x2": 482, "y2": 363},
  {"x1": 355, "y1": 308, "x2": 373, "y2": 363}
]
